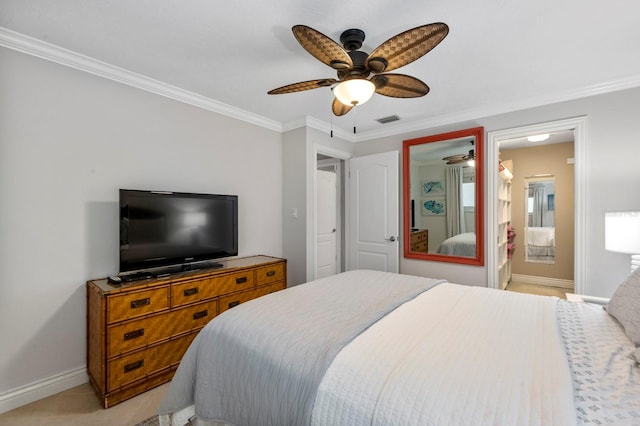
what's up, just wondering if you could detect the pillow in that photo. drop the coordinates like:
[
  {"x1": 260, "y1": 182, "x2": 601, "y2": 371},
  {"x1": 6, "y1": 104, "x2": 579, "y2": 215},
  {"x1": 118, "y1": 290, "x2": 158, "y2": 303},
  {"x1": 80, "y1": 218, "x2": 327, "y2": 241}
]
[{"x1": 606, "y1": 267, "x2": 640, "y2": 346}]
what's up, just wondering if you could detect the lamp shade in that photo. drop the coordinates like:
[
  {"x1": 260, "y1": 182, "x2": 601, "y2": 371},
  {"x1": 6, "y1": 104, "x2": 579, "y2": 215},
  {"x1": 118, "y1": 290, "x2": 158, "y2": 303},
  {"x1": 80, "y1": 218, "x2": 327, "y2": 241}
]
[
  {"x1": 605, "y1": 211, "x2": 640, "y2": 254},
  {"x1": 334, "y1": 79, "x2": 375, "y2": 106}
]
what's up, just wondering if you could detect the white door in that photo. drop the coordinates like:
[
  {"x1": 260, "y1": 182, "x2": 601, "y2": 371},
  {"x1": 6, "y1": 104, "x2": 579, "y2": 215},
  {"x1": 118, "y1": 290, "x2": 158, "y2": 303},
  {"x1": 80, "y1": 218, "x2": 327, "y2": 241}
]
[
  {"x1": 316, "y1": 169, "x2": 337, "y2": 278},
  {"x1": 348, "y1": 151, "x2": 399, "y2": 272}
]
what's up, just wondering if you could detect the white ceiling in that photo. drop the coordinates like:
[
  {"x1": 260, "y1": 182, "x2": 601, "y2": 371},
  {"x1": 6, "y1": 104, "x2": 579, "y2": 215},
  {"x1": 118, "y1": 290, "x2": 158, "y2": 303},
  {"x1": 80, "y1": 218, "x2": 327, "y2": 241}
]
[{"x1": 1, "y1": 0, "x2": 639, "y2": 141}]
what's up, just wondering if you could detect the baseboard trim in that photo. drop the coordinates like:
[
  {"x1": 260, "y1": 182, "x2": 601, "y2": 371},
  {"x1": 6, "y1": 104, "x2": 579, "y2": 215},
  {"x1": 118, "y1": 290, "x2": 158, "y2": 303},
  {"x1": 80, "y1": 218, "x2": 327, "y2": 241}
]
[
  {"x1": 511, "y1": 273, "x2": 574, "y2": 289},
  {"x1": 0, "y1": 366, "x2": 88, "y2": 415}
]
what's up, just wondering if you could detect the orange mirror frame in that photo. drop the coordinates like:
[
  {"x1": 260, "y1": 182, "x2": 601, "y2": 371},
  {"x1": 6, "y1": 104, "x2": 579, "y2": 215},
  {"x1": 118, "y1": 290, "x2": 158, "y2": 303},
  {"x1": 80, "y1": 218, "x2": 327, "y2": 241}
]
[{"x1": 402, "y1": 127, "x2": 484, "y2": 266}]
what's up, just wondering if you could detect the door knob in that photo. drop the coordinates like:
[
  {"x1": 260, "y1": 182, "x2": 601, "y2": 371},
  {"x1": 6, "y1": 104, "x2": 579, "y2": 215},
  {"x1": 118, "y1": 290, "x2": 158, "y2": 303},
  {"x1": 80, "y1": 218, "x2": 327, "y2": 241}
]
[{"x1": 385, "y1": 236, "x2": 397, "y2": 242}]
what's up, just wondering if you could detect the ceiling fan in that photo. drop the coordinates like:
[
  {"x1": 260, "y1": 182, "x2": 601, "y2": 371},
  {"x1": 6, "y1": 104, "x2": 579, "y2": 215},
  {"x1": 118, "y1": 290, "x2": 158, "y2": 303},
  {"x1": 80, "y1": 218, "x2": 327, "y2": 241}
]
[
  {"x1": 268, "y1": 23, "x2": 449, "y2": 116},
  {"x1": 443, "y1": 142, "x2": 474, "y2": 165}
]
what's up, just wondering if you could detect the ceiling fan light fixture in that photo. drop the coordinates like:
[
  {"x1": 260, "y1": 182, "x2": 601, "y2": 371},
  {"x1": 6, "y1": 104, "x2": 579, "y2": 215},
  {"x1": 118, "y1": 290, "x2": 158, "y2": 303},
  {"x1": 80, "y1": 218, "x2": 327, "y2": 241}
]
[
  {"x1": 527, "y1": 133, "x2": 550, "y2": 142},
  {"x1": 333, "y1": 79, "x2": 375, "y2": 106}
]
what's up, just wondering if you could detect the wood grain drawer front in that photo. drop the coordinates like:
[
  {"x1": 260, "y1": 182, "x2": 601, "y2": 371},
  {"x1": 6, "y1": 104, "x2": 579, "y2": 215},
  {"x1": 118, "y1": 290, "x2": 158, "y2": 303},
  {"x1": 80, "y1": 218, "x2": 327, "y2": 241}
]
[
  {"x1": 171, "y1": 278, "x2": 215, "y2": 308},
  {"x1": 107, "y1": 287, "x2": 170, "y2": 324},
  {"x1": 168, "y1": 299, "x2": 218, "y2": 336},
  {"x1": 218, "y1": 289, "x2": 260, "y2": 314},
  {"x1": 257, "y1": 282, "x2": 286, "y2": 297},
  {"x1": 411, "y1": 241, "x2": 428, "y2": 252},
  {"x1": 107, "y1": 315, "x2": 168, "y2": 358},
  {"x1": 107, "y1": 333, "x2": 196, "y2": 390},
  {"x1": 256, "y1": 263, "x2": 284, "y2": 285},
  {"x1": 411, "y1": 231, "x2": 427, "y2": 243},
  {"x1": 212, "y1": 271, "x2": 255, "y2": 294}
]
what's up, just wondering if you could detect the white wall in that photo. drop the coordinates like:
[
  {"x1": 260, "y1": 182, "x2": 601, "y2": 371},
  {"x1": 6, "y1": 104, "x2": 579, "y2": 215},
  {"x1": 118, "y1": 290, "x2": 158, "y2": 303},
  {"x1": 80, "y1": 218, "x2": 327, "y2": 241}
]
[
  {"x1": 0, "y1": 47, "x2": 283, "y2": 400},
  {"x1": 354, "y1": 88, "x2": 640, "y2": 296}
]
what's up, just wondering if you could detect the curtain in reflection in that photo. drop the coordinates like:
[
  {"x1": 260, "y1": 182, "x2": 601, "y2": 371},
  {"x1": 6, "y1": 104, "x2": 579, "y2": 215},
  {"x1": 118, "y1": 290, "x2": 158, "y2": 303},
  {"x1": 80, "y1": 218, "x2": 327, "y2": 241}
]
[
  {"x1": 531, "y1": 186, "x2": 545, "y2": 227},
  {"x1": 445, "y1": 167, "x2": 466, "y2": 238}
]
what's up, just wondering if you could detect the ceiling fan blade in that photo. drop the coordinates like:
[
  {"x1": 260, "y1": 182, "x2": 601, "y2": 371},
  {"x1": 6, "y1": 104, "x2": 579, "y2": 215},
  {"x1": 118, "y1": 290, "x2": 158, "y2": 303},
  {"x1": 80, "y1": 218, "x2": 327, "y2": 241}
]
[
  {"x1": 268, "y1": 78, "x2": 337, "y2": 95},
  {"x1": 332, "y1": 97, "x2": 353, "y2": 116},
  {"x1": 446, "y1": 158, "x2": 468, "y2": 165},
  {"x1": 371, "y1": 74, "x2": 429, "y2": 98},
  {"x1": 292, "y1": 25, "x2": 354, "y2": 70},
  {"x1": 443, "y1": 154, "x2": 467, "y2": 161},
  {"x1": 366, "y1": 23, "x2": 449, "y2": 73}
]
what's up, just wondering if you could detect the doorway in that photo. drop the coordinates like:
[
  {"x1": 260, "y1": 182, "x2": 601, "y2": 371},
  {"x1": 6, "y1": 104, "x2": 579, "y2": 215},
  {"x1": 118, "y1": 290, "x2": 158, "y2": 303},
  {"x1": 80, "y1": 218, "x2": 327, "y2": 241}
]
[
  {"x1": 487, "y1": 117, "x2": 587, "y2": 295},
  {"x1": 316, "y1": 157, "x2": 342, "y2": 279}
]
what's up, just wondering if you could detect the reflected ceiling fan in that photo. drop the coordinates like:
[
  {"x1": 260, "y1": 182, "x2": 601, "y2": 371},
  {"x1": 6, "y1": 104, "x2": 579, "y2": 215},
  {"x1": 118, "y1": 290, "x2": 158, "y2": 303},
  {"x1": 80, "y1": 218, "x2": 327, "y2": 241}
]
[
  {"x1": 443, "y1": 142, "x2": 474, "y2": 165},
  {"x1": 267, "y1": 23, "x2": 449, "y2": 116}
]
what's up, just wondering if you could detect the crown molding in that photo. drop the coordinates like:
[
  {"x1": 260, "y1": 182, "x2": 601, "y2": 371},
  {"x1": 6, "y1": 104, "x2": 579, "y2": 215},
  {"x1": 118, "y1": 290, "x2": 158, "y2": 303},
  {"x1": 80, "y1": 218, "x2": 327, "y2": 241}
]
[
  {"x1": 2, "y1": 26, "x2": 639, "y2": 142},
  {"x1": 350, "y1": 73, "x2": 640, "y2": 142},
  {"x1": 0, "y1": 27, "x2": 283, "y2": 133}
]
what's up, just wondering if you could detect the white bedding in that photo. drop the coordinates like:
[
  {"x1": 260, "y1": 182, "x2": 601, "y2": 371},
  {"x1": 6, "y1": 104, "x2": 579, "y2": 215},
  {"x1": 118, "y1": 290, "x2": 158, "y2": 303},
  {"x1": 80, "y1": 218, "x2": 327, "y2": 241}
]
[
  {"x1": 158, "y1": 270, "x2": 640, "y2": 426},
  {"x1": 312, "y1": 283, "x2": 576, "y2": 426},
  {"x1": 436, "y1": 232, "x2": 476, "y2": 256}
]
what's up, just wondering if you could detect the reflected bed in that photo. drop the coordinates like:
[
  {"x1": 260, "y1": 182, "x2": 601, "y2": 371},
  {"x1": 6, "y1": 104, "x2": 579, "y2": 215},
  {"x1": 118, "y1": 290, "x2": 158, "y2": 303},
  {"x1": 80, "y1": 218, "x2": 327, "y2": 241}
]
[{"x1": 436, "y1": 232, "x2": 476, "y2": 256}]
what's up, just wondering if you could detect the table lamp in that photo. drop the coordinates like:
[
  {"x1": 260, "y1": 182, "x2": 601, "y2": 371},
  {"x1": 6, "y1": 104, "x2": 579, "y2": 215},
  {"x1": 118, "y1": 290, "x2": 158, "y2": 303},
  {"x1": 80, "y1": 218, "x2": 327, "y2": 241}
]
[{"x1": 605, "y1": 211, "x2": 640, "y2": 272}]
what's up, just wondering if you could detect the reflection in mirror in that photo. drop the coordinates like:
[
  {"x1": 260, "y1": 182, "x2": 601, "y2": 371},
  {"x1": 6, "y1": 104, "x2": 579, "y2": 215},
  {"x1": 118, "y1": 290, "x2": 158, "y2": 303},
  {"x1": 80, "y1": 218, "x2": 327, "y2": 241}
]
[
  {"x1": 403, "y1": 127, "x2": 484, "y2": 266},
  {"x1": 524, "y1": 175, "x2": 555, "y2": 263}
]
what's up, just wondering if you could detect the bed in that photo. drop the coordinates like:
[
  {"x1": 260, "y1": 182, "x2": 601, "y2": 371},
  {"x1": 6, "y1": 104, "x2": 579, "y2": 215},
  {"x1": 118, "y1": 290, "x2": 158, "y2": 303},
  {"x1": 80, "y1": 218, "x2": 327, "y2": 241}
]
[
  {"x1": 158, "y1": 269, "x2": 640, "y2": 426},
  {"x1": 436, "y1": 232, "x2": 476, "y2": 256},
  {"x1": 527, "y1": 227, "x2": 556, "y2": 260}
]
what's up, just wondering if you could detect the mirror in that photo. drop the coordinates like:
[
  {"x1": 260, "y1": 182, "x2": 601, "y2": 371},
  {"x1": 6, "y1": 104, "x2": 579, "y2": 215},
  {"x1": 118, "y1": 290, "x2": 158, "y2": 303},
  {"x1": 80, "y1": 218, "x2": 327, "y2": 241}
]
[
  {"x1": 403, "y1": 127, "x2": 484, "y2": 266},
  {"x1": 524, "y1": 175, "x2": 555, "y2": 263}
]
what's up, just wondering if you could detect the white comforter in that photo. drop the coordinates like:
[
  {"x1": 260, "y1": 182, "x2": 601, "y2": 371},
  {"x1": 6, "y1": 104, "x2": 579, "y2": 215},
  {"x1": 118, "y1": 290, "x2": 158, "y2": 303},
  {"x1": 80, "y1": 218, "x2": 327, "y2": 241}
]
[
  {"x1": 159, "y1": 270, "x2": 444, "y2": 426},
  {"x1": 312, "y1": 283, "x2": 576, "y2": 426},
  {"x1": 158, "y1": 270, "x2": 640, "y2": 426}
]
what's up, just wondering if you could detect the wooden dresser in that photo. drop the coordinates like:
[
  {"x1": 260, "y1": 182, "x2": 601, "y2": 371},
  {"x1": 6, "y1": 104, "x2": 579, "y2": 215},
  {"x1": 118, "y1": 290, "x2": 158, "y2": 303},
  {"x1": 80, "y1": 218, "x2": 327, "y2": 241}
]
[
  {"x1": 86, "y1": 255, "x2": 286, "y2": 407},
  {"x1": 410, "y1": 229, "x2": 429, "y2": 253}
]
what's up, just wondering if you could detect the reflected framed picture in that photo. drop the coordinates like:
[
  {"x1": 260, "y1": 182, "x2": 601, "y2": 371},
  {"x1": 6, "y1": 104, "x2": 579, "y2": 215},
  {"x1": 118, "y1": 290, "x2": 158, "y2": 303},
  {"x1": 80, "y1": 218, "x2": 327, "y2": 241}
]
[
  {"x1": 422, "y1": 180, "x2": 445, "y2": 195},
  {"x1": 422, "y1": 197, "x2": 446, "y2": 216},
  {"x1": 548, "y1": 194, "x2": 555, "y2": 211}
]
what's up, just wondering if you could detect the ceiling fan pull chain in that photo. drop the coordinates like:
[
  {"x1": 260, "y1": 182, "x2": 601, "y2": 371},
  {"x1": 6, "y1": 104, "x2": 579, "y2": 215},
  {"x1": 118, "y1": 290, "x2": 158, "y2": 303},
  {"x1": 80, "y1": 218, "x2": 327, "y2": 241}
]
[
  {"x1": 330, "y1": 88, "x2": 334, "y2": 138},
  {"x1": 353, "y1": 107, "x2": 357, "y2": 134}
]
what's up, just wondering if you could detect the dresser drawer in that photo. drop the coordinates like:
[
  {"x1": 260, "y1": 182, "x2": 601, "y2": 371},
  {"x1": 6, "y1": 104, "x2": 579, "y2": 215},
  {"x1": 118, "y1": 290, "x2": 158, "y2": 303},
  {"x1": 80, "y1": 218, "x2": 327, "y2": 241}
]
[
  {"x1": 411, "y1": 230, "x2": 427, "y2": 243},
  {"x1": 107, "y1": 287, "x2": 170, "y2": 324},
  {"x1": 107, "y1": 333, "x2": 196, "y2": 390},
  {"x1": 257, "y1": 281, "x2": 286, "y2": 297},
  {"x1": 218, "y1": 288, "x2": 261, "y2": 314},
  {"x1": 256, "y1": 263, "x2": 284, "y2": 285},
  {"x1": 171, "y1": 278, "x2": 217, "y2": 307},
  {"x1": 168, "y1": 299, "x2": 218, "y2": 336},
  {"x1": 211, "y1": 271, "x2": 255, "y2": 294},
  {"x1": 107, "y1": 314, "x2": 168, "y2": 358}
]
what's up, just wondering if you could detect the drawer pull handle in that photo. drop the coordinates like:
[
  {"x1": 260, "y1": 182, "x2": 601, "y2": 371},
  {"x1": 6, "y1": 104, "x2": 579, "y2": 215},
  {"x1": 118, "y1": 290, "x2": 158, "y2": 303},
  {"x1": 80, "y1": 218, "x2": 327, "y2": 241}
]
[
  {"x1": 124, "y1": 360, "x2": 144, "y2": 373},
  {"x1": 266, "y1": 271, "x2": 276, "y2": 277},
  {"x1": 130, "y1": 298, "x2": 150, "y2": 309},
  {"x1": 193, "y1": 310, "x2": 208, "y2": 320},
  {"x1": 184, "y1": 287, "x2": 199, "y2": 296},
  {"x1": 228, "y1": 301, "x2": 240, "y2": 309},
  {"x1": 124, "y1": 328, "x2": 144, "y2": 341},
  {"x1": 235, "y1": 276, "x2": 247, "y2": 284}
]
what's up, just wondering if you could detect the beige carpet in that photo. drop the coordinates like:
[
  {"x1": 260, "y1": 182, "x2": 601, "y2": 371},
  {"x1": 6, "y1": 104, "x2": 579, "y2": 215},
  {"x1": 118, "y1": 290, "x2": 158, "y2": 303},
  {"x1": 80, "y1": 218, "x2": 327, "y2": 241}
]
[{"x1": 135, "y1": 415, "x2": 160, "y2": 426}]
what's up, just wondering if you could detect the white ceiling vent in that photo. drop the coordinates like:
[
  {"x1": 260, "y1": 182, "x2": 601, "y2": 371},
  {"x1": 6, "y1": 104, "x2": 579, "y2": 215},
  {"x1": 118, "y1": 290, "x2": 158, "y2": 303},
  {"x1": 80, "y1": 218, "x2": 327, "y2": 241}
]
[{"x1": 376, "y1": 115, "x2": 400, "y2": 124}]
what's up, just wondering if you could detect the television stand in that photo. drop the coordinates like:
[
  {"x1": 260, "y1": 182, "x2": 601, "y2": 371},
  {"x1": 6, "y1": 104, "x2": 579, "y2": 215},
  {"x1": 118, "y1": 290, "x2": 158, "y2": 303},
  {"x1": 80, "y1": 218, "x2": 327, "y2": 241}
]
[{"x1": 87, "y1": 255, "x2": 287, "y2": 407}]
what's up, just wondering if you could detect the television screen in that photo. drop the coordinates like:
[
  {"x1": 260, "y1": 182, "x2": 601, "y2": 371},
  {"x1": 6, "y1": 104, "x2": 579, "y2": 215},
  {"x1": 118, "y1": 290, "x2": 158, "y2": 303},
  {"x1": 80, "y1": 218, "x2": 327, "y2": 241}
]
[{"x1": 119, "y1": 189, "x2": 238, "y2": 273}]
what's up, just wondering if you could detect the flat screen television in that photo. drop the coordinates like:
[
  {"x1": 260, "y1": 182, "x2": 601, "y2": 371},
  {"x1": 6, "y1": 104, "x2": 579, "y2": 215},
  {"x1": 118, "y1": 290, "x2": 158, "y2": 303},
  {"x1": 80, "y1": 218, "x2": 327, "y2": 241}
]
[{"x1": 119, "y1": 189, "x2": 238, "y2": 274}]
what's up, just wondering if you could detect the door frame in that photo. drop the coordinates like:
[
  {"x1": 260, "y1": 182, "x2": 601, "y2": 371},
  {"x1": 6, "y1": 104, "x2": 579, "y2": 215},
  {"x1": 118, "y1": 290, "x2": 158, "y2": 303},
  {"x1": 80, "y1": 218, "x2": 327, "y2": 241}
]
[
  {"x1": 308, "y1": 143, "x2": 352, "y2": 282},
  {"x1": 486, "y1": 116, "x2": 587, "y2": 294}
]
